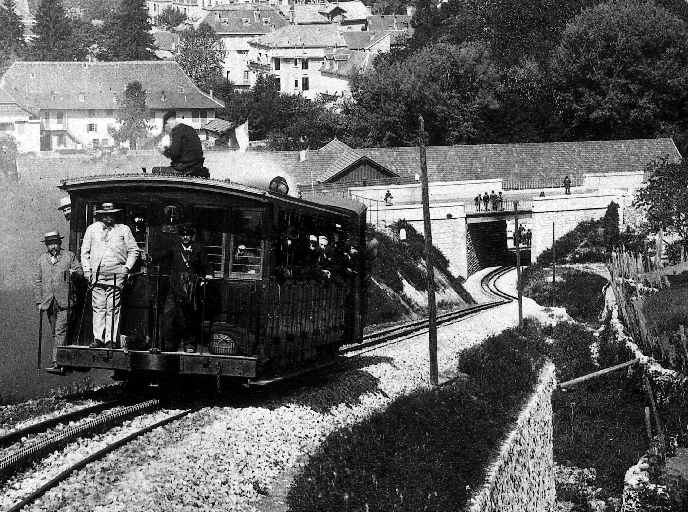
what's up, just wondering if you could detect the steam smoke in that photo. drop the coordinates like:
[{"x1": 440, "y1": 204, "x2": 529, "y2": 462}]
[{"x1": 206, "y1": 152, "x2": 300, "y2": 197}]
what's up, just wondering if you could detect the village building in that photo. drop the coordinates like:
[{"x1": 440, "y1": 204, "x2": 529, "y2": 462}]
[
  {"x1": 0, "y1": 61, "x2": 223, "y2": 152},
  {"x1": 194, "y1": 4, "x2": 289, "y2": 87}
]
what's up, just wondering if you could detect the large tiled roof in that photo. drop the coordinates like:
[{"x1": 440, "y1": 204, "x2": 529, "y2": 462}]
[
  {"x1": 251, "y1": 24, "x2": 346, "y2": 49},
  {"x1": 340, "y1": 31, "x2": 388, "y2": 50},
  {"x1": 321, "y1": 1, "x2": 370, "y2": 20},
  {"x1": 199, "y1": 5, "x2": 288, "y2": 34},
  {"x1": 286, "y1": 138, "x2": 680, "y2": 185},
  {"x1": 360, "y1": 139, "x2": 681, "y2": 183},
  {"x1": 279, "y1": 4, "x2": 331, "y2": 24},
  {"x1": 321, "y1": 49, "x2": 375, "y2": 78},
  {"x1": 0, "y1": 61, "x2": 224, "y2": 112},
  {"x1": 0, "y1": 87, "x2": 32, "y2": 117}
]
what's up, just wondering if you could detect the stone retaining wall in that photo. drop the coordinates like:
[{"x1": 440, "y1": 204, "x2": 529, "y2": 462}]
[{"x1": 466, "y1": 362, "x2": 556, "y2": 512}]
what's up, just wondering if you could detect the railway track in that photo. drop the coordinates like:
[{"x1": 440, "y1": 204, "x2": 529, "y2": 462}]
[
  {"x1": 3, "y1": 266, "x2": 516, "y2": 510},
  {"x1": 343, "y1": 266, "x2": 516, "y2": 356}
]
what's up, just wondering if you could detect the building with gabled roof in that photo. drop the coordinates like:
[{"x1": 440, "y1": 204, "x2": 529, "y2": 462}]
[
  {"x1": 320, "y1": 49, "x2": 375, "y2": 96},
  {"x1": 340, "y1": 31, "x2": 390, "y2": 52},
  {"x1": 0, "y1": 61, "x2": 224, "y2": 151},
  {"x1": 195, "y1": 4, "x2": 288, "y2": 88},
  {"x1": 248, "y1": 24, "x2": 348, "y2": 98}
]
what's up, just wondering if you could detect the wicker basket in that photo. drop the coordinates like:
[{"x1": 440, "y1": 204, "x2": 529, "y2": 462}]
[{"x1": 209, "y1": 333, "x2": 239, "y2": 355}]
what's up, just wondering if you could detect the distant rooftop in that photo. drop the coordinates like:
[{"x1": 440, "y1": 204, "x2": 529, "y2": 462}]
[
  {"x1": 198, "y1": 5, "x2": 288, "y2": 34},
  {"x1": 0, "y1": 61, "x2": 224, "y2": 113}
]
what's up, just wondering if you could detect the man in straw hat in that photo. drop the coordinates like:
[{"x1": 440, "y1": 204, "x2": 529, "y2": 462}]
[
  {"x1": 81, "y1": 203, "x2": 139, "y2": 348},
  {"x1": 57, "y1": 197, "x2": 71, "y2": 222},
  {"x1": 35, "y1": 231, "x2": 83, "y2": 371}
]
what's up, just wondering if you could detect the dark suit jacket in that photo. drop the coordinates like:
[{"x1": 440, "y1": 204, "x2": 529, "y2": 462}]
[
  {"x1": 152, "y1": 242, "x2": 212, "y2": 298},
  {"x1": 35, "y1": 250, "x2": 83, "y2": 309},
  {"x1": 162, "y1": 123, "x2": 205, "y2": 173}
]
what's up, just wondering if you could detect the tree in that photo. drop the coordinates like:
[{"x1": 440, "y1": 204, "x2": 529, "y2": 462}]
[
  {"x1": 634, "y1": 158, "x2": 688, "y2": 240},
  {"x1": 550, "y1": 0, "x2": 688, "y2": 148},
  {"x1": 603, "y1": 201, "x2": 620, "y2": 250},
  {"x1": 0, "y1": 0, "x2": 25, "y2": 61},
  {"x1": 345, "y1": 42, "x2": 499, "y2": 146},
  {"x1": 103, "y1": 0, "x2": 156, "y2": 61},
  {"x1": 30, "y1": 0, "x2": 78, "y2": 60},
  {"x1": 156, "y1": 5, "x2": 186, "y2": 30},
  {"x1": 109, "y1": 81, "x2": 150, "y2": 150},
  {"x1": 176, "y1": 22, "x2": 225, "y2": 90}
]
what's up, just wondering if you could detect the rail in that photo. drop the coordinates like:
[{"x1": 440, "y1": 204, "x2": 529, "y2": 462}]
[
  {"x1": 502, "y1": 176, "x2": 584, "y2": 190},
  {"x1": 465, "y1": 199, "x2": 533, "y2": 214}
]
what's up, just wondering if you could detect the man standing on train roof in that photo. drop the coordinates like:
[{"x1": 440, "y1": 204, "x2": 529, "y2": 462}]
[
  {"x1": 156, "y1": 110, "x2": 209, "y2": 178},
  {"x1": 145, "y1": 226, "x2": 213, "y2": 353},
  {"x1": 81, "y1": 203, "x2": 139, "y2": 349},
  {"x1": 35, "y1": 231, "x2": 83, "y2": 372}
]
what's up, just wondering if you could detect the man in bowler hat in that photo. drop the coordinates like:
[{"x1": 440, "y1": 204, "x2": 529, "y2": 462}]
[{"x1": 35, "y1": 231, "x2": 83, "y2": 371}]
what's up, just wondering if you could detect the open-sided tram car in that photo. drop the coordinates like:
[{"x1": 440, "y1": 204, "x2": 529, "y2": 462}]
[{"x1": 56, "y1": 173, "x2": 367, "y2": 382}]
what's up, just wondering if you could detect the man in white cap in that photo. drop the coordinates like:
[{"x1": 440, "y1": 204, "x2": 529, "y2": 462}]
[
  {"x1": 81, "y1": 203, "x2": 139, "y2": 348},
  {"x1": 57, "y1": 197, "x2": 71, "y2": 222},
  {"x1": 35, "y1": 231, "x2": 83, "y2": 370}
]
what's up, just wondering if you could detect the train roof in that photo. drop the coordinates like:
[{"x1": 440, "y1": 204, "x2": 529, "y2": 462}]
[{"x1": 59, "y1": 173, "x2": 367, "y2": 218}]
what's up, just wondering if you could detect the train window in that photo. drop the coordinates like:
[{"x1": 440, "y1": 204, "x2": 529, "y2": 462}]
[
  {"x1": 195, "y1": 207, "x2": 226, "y2": 278},
  {"x1": 125, "y1": 205, "x2": 148, "y2": 251},
  {"x1": 230, "y1": 209, "x2": 263, "y2": 276}
]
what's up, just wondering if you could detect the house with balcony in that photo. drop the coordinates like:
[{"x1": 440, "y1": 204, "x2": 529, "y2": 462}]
[
  {"x1": 195, "y1": 4, "x2": 288, "y2": 88},
  {"x1": 0, "y1": 61, "x2": 223, "y2": 152},
  {"x1": 248, "y1": 24, "x2": 350, "y2": 99}
]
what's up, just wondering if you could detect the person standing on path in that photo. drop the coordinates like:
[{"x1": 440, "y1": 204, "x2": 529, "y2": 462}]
[
  {"x1": 81, "y1": 203, "x2": 139, "y2": 348},
  {"x1": 35, "y1": 231, "x2": 83, "y2": 371},
  {"x1": 482, "y1": 192, "x2": 489, "y2": 211},
  {"x1": 563, "y1": 176, "x2": 572, "y2": 195},
  {"x1": 474, "y1": 194, "x2": 481, "y2": 211}
]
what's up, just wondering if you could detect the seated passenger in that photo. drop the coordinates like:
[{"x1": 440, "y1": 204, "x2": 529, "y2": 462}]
[{"x1": 153, "y1": 111, "x2": 209, "y2": 178}]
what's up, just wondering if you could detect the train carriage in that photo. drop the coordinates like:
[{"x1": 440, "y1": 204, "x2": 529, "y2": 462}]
[{"x1": 55, "y1": 173, "x2": 367, "y2": 382}]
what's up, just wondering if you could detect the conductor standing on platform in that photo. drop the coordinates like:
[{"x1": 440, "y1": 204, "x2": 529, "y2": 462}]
[{"x1": 156, "y1": 110, "x2": 209, "y2": 178}]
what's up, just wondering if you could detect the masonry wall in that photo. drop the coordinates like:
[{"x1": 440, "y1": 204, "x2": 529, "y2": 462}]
[
  {"x1": 366, "y1": 201, "x2": 468, "y2": 278},
  {"x1": 467, "y1": 362, "x2": 557, "y2": 512},
  {"x1": 531, "y1": 191, "x2": 627, "y2": 262},
  {"x1": 350, "y1": 179, "x2": 503, "y2": 206},
  {"x1": 583, "y1": 171, "x2": 645, "y2": 191}
]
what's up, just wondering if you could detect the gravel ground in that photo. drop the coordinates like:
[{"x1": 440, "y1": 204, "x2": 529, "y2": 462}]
[{"x1": 2, "y1": 268, "x2": 573, "y2": 512}]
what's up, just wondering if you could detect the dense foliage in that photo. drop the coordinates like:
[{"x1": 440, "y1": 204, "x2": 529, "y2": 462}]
[
  {"x1": 288, "y1": 321, "x2": 548, "y2": 511},
  {"x1": 156, "y1": 5, "x2": 186, "y2": 30},
  {"x1": 176, "y1": 22, "x2": 225, "y2": 91},
  {"x1": 30, "y1": 0, "x2": 80, "y2": 60},
  {"x1": 100, "y1": 0, "x2": 156, "y2": 61},
  {"x1": 108, "y1": 81, "x2": 150, "y2": 150},
  {"x1": 0, "y1": 0, "x2": 25, "y2": 68},
  {"x1": 635, "y1": 158, "x2": 688, "y2": 240}
]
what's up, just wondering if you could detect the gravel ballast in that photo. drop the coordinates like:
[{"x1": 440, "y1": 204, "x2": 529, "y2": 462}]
[{"x1": 3, "y1": 270, "x2": 571, "y2": 511}]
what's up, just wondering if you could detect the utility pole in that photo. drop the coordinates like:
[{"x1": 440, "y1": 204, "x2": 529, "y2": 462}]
[
  {"x1": 514, "y1": 202, "x2": 522, "y2": 328},
  {"x1": 419, "y1": 116, "x2": 438, "y2": 386},
  {"x1": 552, "y1": 221, "x2": 556, "y2": 307}
]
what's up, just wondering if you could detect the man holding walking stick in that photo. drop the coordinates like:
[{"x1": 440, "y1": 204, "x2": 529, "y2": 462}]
[
  {"x1": 81, "y1": 203, "x2": 139, "y2": 348},
  {"x1": 35, "y1": 231, "x2": 82, "y2": 373}
]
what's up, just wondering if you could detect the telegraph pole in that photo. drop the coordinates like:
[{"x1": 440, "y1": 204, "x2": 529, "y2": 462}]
[
  {"x1": 419, "y1": 116, "x2": 438, "y2": 386},
  {"x1": 514, "y1": 202, "x2": 522, "y2": 328},
  {"x1": 552, "y1": 221, "x2": 556, "y2": 307}
]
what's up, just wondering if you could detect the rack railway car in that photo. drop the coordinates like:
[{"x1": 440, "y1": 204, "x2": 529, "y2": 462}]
[{"x1": 54, "y1": 173, "x2": 367, "y2": 383}]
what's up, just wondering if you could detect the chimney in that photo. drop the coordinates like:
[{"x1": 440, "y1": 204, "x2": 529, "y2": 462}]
[
  {"x1": 289, "y1": 2, "x2": 295, "y2": 23},
  {"x1": 406, "y1": 5, "x2": 415, "y2": 16},
  {"x1": 209, "y1": 89, "x2": 214, "y2": 98}
]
